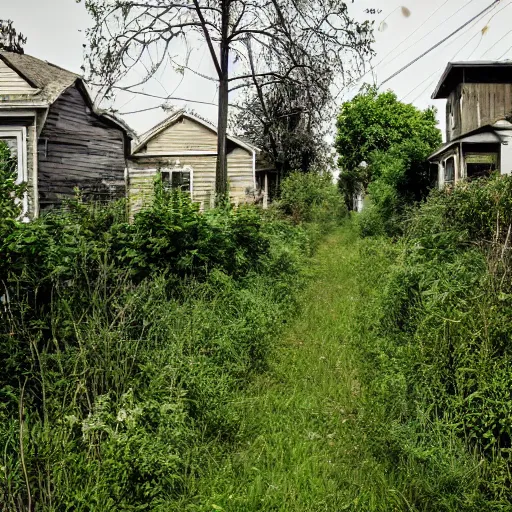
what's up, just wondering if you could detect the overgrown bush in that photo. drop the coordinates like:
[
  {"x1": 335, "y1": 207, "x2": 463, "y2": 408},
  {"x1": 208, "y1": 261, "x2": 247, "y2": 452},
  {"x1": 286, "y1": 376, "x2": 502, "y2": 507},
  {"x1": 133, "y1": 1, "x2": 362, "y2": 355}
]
[
  {"x1": 0, "y1": 172, "x2": 327, "y2": 510},
  {"x1": 278, "y1": 171, "x2": 346, "y2": 225},
  {"x1": 352, "y1": 175, "x2": 512, "y2": 508}
]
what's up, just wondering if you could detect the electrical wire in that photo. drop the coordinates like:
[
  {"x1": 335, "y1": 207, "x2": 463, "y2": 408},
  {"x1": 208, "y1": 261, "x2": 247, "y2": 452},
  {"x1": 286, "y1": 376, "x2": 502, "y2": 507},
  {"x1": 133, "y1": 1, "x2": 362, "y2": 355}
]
[
  {"x1": 380, "y1": 0, "x2": 501, "y2": 87},
  {"x1": 341, "y1": 0, "x2": 481, "y2": 99},
  {"x1": 361, "y1": 0, "x2": 452, "y2": 80},
  {"x1": 379, "y1": 0, "x2": 479, "y2": 71}
]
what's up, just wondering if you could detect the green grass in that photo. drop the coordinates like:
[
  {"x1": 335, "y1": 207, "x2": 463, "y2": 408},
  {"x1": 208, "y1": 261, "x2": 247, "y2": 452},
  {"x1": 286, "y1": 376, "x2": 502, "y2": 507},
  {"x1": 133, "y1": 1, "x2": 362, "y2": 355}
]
[{"x1": 175, "y1": 224, "x2": 407, "y2": 511}]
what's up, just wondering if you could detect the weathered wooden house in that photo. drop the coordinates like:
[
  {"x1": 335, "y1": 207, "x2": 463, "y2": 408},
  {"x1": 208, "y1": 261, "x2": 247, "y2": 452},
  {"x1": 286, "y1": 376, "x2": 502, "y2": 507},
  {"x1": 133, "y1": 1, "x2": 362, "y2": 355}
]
[
  {"x1": 128, "y1": 110, "x2": 256, "y2": 213},
  {"x1": 0, "y1": 50, "x2": 133, "y2": 217},
  {"x1": 428, "y1": 61, "x2": 512, "y2": 187}
]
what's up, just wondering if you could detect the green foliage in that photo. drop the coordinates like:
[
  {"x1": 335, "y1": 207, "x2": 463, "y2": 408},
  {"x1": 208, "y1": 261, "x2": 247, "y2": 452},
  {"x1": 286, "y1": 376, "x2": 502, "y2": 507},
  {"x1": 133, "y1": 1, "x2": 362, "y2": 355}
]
[
  {"x1": 351, "y1": 175, "x2": 512, "y2": 508},
  {"x1": 278, "y1": 171, "x2": 346, "y2": 225},
  {"x1": 336, "y1": 86, "x2": 442, "y2": 219},
  {"x1": 0, "y1": 141, "x2": 25, "y2": 226},
  {"x1": 0, "y1": 180, "x2": 329, "y2": 510},
  {"x1": 353, "y1": 199, "x2": 385, "y2": 237}
]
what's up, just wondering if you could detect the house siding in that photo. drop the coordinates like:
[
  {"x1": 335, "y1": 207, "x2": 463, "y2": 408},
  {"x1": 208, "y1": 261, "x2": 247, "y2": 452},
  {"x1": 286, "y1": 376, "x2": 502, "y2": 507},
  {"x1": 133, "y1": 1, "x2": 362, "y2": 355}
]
[
  {"x1": 38, "y1": 85, "x2": 127, "y2": 209},
  {"x1": 128, "y1": 116, "x2": 255, "y2": 217},
  {"x1": 447, "y1": 83, "x2": 512, "y2": 141},
  {"x1": 145, "y1": 117, "x2": 218, "y2": 153},
  {"x1": 0, "y1": 60, "x2": 36, "y2": 96}
]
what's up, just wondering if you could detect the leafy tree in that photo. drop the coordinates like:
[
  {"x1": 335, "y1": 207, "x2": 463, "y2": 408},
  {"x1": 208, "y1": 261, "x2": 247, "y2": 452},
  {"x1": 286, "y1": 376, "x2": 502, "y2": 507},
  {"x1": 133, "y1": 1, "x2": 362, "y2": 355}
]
[
  {"x1": 0, "y1": 20, "x2": 26, "y2": 54},
  {"x1": 83, "y1": 0, "x2": 373, "y2": 200},
  {"x1": 336, "y1": 86, "x2": 441, "y2": 209}
]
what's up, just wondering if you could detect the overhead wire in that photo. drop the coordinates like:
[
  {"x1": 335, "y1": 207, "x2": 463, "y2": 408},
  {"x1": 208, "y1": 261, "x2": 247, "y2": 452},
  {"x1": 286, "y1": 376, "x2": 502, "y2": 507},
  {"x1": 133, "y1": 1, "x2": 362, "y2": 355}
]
[
  {"x1": 402, "y1": 1, "x2": 501, "y2": 104},
  {"x1": 341, "y1": 0, "x2": 481, "y2": 100},
  {"x1": 380, "y1": 0, "x2": 501, "y2": 86},
  {"x1": 378, "y1": 0, "x2": 480, "y2": 71},
  {"x1": 358, "y1": 0, "x2": 452, "y2": 82}
]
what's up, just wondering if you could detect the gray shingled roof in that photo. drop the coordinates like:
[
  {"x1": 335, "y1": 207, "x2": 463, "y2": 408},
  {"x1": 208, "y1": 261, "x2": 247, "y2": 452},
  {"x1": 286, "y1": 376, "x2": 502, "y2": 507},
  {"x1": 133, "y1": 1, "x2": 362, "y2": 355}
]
[{"x1": 0, "y1": 50, "x2": 79, "y2": 103}]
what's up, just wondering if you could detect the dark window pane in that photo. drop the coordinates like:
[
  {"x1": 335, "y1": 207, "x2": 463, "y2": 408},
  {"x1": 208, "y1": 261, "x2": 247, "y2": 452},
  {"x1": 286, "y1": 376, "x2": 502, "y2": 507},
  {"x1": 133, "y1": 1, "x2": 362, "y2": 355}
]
[{"x1": 445, "y1": 157, "x2": 454, "y2": 182}]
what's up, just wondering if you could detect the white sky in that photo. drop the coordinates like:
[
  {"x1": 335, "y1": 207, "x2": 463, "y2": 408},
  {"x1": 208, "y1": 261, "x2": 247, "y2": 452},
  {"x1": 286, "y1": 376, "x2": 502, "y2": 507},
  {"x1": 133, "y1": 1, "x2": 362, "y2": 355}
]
[{"x1": 3, "y1": 0, "x2": 512, "y2": 138}]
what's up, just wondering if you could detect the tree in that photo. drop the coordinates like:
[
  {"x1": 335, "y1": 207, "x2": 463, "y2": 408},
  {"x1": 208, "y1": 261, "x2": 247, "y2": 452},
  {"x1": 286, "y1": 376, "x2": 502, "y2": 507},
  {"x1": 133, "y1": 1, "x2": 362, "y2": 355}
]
[
  {"x1": 232, "y1": 78, "x2": 333, "y2": 178},
  {"x1": 83, "y1": 0, "x2": 373, "y2": 200},
  {"x1": 335, "y1": 86, "x2": 441, "y2": 209},
  {"x1": 0, "y1": 20, "x2": 26, "y2": 54}
]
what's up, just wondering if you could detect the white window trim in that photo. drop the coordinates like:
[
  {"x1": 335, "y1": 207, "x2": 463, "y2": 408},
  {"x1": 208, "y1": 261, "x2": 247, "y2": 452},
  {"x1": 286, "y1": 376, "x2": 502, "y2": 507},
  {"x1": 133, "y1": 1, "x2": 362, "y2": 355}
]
[
  {"x1": 161, "y1": 165, "x2": 194, "y2": 197},
  {"x1": 0, "y1": 126, "x2": 28, "y2": 219}
]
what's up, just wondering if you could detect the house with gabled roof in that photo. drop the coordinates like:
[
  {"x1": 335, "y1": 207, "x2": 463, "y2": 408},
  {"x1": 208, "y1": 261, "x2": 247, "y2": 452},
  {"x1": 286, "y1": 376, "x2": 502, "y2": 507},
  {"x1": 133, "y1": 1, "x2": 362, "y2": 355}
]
[
  {"x1": 428, "y1": 61, "x2": 512, "y2": 188},
  {"x1": 0, "y1": 50, "x2": 133, "y2": 217},
  {"x1": 128, "y1": 109, "x2": 257, "y2": 213}
]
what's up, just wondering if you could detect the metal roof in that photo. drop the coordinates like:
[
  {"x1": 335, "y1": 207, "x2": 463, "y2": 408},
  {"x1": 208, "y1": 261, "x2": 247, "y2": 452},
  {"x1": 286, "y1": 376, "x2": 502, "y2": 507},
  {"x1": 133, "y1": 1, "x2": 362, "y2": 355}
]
[{"x1": 431, "y1": 61, "x2": 512, "y2": 99}]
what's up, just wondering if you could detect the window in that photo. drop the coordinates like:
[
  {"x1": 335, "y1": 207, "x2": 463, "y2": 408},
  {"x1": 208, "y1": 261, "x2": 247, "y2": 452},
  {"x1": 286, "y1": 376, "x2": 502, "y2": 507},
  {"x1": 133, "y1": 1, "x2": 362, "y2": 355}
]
[
  {"x1": 465, "y1": 153, "x2": 498, "y2": 180},
  {"x1": 38, "y1": 138, "x2": 48, "y2": 159},
  {"x1": 161, "y1": 168, "x2": 192, "y2": 193},
  {"x1": 0, "y1": 126, "x2": 28, "y2": 216},
  {"x1": 444, "y1": 156, "x2": 455, "y2": 183}
]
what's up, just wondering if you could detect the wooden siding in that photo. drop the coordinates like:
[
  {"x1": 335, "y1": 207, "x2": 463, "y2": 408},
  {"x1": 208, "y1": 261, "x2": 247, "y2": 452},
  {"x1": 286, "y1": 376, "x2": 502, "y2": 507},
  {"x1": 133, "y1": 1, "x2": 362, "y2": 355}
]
[
  {"x1": 447, "y1": 83, "x2": 512, "y2": 141},
  {"x1": 128, "y1": 148, "x2": 254, "y2": 217},
  {"x1": 0, "y1": 59, "x2": 36, "y2": 96},
  {"x1": 145, "y1": 117, "x2": 218, "y2": 153},
  {"x1": 38, "y1": 85, "x2": 127, "y2": 208}
]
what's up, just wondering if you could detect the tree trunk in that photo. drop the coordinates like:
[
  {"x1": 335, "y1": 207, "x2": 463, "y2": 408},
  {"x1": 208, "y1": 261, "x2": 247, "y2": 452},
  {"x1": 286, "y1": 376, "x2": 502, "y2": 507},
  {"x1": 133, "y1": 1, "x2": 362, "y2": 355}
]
[{"x1": 215, "y1": 0, "x2": 230, "y2": 201}]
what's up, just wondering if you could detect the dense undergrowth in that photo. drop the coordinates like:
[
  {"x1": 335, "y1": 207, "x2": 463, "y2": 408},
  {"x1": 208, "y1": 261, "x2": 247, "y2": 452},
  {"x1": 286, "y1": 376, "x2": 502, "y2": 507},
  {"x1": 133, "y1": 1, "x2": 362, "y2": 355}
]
[
  {"x1": 352, "y1": 175, "x2": 512, "y2": 509},
  {"x1": 0, "y1": 168, "x2": 344, "y2": 510}
]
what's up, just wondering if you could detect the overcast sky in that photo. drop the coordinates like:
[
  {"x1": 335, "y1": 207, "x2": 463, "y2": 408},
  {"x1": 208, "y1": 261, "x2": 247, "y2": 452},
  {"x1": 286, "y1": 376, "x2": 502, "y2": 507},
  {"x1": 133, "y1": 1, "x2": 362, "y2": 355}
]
[{"x1": 3, "y1": 0, "x2": 511, "y2": 137}]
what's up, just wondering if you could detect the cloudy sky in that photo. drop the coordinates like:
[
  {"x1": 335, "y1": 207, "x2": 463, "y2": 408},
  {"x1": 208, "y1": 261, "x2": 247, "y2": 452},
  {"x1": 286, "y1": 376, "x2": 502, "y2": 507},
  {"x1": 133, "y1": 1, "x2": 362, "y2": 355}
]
[{"x1": 3, "y1": 0, "x2": 511, "y2": 137}]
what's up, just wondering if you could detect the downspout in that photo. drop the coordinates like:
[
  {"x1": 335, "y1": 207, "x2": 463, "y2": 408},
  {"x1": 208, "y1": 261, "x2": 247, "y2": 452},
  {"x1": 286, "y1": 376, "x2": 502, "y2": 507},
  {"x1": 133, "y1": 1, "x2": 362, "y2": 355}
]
[{"x1": 252, "y1": 150, "x2": 256, "y2": 189}]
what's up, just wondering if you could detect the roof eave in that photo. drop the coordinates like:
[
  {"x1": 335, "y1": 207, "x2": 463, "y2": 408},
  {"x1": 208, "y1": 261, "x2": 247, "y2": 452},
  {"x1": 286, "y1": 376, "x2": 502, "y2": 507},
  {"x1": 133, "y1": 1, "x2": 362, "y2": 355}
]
[{"x1": 431, "y1": 62, "x2": 453, "y2": 99}]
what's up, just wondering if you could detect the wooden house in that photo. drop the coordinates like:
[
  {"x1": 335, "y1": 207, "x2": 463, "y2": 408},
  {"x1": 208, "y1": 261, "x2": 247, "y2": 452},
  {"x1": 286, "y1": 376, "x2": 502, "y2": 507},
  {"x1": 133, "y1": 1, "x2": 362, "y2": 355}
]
[
  {"x1": 128, "y1": 110, "x2": 256, "y2": 213},
  {"x1": 0, "y1": 50, "x2": 133, "y2": 218},
  {"x1": 428, "y1": 61, "x2": 512, "y2": 187}
]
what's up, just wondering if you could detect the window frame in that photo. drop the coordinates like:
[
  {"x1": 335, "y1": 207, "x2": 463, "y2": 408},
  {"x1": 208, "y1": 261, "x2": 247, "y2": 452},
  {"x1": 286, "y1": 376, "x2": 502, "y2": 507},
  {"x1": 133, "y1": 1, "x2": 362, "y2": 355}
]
[
  {"x1": 160, "y1": 166, "x2": 194, "y2": 195},
  {"x1": 443, "y1": 155, "x2": 455, "y2": 184}
]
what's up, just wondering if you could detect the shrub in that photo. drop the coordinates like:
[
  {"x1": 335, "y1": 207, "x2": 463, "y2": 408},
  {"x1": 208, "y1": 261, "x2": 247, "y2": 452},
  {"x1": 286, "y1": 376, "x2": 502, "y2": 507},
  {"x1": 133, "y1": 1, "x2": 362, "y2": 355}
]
[
  {"x1": 0, "y1": 178, "x2": 314, "y2": 510},
  {"x1": 278, "y1": 171, "x2": 346, "y2": 225},
  {"x1": 352, "y1": 175, "x2": 512, "y2": 507},
  {"x1": 353, "y1": 198, "x2": 386, "y2": 237}
]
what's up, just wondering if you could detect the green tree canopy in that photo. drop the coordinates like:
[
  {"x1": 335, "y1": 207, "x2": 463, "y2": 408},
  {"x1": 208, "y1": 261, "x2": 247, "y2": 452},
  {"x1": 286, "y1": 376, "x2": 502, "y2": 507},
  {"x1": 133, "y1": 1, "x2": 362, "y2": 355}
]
[{"x1": 335, "y1": 86, "x2": 442, "y2": 209}]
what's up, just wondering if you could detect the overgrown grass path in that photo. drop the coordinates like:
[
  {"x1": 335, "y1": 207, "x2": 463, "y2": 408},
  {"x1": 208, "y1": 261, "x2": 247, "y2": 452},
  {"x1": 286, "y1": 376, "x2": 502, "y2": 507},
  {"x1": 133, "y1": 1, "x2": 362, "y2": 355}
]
[{"x1": 185, "y1": 225, "x2": 380, "y2": 511}]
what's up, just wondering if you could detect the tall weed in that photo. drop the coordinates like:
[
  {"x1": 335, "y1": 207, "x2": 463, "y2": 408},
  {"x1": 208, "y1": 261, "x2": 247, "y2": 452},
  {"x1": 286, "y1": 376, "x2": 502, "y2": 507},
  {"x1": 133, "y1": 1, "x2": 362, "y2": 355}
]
[{"x1": 351, "y1": 175, "x2": 512, "y2": 508}]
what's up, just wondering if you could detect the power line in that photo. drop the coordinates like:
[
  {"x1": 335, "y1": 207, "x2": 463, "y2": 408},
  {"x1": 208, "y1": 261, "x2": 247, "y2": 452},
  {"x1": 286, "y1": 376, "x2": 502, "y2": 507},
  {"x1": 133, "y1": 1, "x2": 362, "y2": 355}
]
[
  {"x1": 341, "y1": 0, "x2": 479, "y2": 99},
  {"x1": 380, "y1": 0, "x2": 501, "y2": 87},
  {"x1": 362, "y1": 0, "x2": 451, "y2": 79},
  {"x1": 379, "y1": 0, "x2": 479, "y2": 71},
  {"x1": 402, "y1": 0, "x2": 510, "y2": 103}
]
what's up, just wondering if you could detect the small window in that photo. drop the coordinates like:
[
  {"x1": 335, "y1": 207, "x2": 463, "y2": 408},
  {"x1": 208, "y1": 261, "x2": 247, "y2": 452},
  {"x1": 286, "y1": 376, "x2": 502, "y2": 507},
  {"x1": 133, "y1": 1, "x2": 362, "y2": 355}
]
[
  {"x1": 465, "y1": 153, "x2": 498, "y2": 181},
  {"x1": 38, "y1": 138, "x2": 48, "y2": 159},
  {"x1": 161, "y1": 169, "x2": 191, "y2": 192},
  {"x1": 444, "y1": 156, "x2": 455, "y2": 183}
]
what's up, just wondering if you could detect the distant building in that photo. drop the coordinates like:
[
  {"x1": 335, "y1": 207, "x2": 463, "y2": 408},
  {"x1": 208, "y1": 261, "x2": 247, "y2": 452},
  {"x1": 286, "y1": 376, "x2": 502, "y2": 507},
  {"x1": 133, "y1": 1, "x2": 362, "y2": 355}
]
[
  {"x1": 127, "y1": 110, "x2": 257, "y2": 214},
  {"x1": 428, "y1": 61, "x2": 512, "y2": 187},
  {"x1": 0, "y1": 50, "x2": 133, "y2": 217}
]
